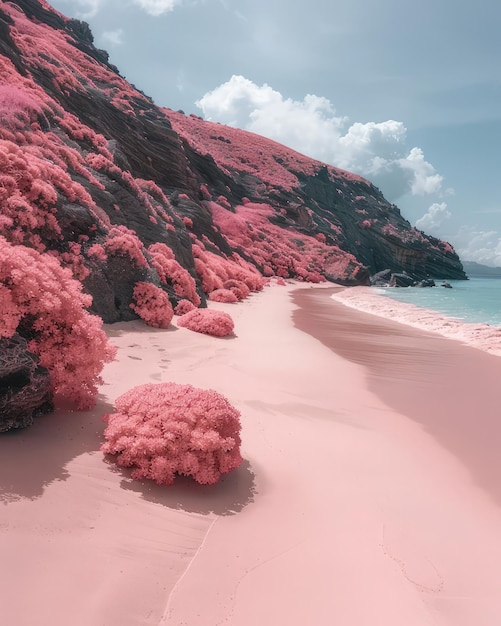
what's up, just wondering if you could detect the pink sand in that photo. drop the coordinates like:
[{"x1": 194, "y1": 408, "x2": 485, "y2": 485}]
[{"x1": 2, "y1": 283, "x2": 501, "y2": 625}]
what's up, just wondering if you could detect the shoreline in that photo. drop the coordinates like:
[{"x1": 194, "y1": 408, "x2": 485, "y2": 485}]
[
  {"x1": 331, "y1": 285, "x2": 501, "y2": 356},
  {"x1": 292, "y1": 286, "x2": 501, "y2": 507},
  {"x1": 2, "y1": 282, "x2": 501, "y2": 625}
]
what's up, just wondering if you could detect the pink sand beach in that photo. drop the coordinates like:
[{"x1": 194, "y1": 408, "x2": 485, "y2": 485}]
[{"x1": 2, "y1": 283, "x2": 501, "y2": 625}]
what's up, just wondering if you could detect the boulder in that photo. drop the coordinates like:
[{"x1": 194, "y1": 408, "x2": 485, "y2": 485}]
[
  {"x1": 370, "y1": 269, "x2": 393, "y2": 287},
  {"x1": 389, "y1": 273, "x2": 415, "y2": 287},
  {"x1": 416, "y1": 278, "x2": 436, "y2": 287},
  {"x1": 0, "y1": 334, "x2": 54, "y2": 432}
]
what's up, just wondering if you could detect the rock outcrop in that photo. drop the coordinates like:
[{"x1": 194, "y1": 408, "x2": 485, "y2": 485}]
[{"x1": 0, "y1": 335, "x2": 53, "y2": 431}]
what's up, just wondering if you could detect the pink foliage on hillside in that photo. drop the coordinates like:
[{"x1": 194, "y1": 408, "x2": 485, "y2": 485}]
[
  {"x1": 177, "y1": 309, "x2": 235, "y2": 337},
  {"x1": 166, "y1": 110, "x2": 367, "y2": 192},
  {"x1": 382, "y1": 223, "x2": 427, "y2": 244},
  {"x1": 0, "y1": 237, "x2": 116, "y2": 408},
  {"x1": 104, "y1": 225, "x2": 148, "y2": 267},
  {"x1": 148, "y1": 242, "x2": 201, "y2": 305},
  {"x1": 87, "y1": 243, "x2": 107, "y2": 262},
  {"x1": 223, "y1": 279, "x2": 250, "y2": 301},
  {"x1": 208, "y1": 288, "x2": 238, "y2": 303},
  {"x1": 174, "y1": 299, "x2": 196, "y2": 316},
  {"x1": 101, "y1": 382, "x2": 243, "y2": 485},
  {"x1": 130, "y1": 282, "x2": 173, "y2": 329},
  {"x1": 208, "y1": 201, "x2": 333, "y2": 282},
  {"x1": 0, "y1": 85, "x2": 46, "y2": 131},
  {"x1": 192, "y1": 240, "x2": 265, "y2": 296},
  {"x1": 4, "y1": 2, "x2": 147, "y2": 117}
]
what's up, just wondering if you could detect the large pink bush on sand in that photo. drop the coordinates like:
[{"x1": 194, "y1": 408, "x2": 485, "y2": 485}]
[
  {"x1": 177, "y1": 308, "x2": 235, "y2": 337},
  {"x1": 101, "y1": 382, "x2": 243, "y2": 485},
  {"x1": 0, "y1": 237, "x2": 116, "y2": 409}
]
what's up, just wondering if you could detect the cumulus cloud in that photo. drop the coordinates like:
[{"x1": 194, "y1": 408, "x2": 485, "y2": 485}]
[
  {"x1": 131, "y1": 0, "x2": 180, "y2": 15},
  {"x1": 451, "y1": 227, "x2": 501, "y2": 267},
  {"x1": 101, "y1": 29, "x2": 124, "y2": 46},
  {"x1": 415, "y1": 202, "x2": 451, "y2": 234},
  {"x1": 56, "y1": 0, "x2": 102, "y2": 19},
  {"x1": 196, "y1": 75, "x2": 444, "y2": 201}
]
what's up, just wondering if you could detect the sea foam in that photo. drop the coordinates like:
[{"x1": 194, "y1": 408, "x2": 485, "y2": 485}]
[{"x1": 332, "y1": 287, "x2": 501, "y2": 357}]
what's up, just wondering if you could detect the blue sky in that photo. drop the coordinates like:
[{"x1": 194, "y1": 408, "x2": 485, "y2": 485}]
[{"x1": 50, "y1": 0, "x2": 501, "y2": 265}]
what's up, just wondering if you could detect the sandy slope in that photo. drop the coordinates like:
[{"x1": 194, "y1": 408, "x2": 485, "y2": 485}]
[{"x1": 2, "y1": 283, "x2": 501, "y2": 625}]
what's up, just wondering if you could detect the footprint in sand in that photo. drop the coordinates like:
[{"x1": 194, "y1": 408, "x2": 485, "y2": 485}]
[{"x1": 381, "y1": 523, "x2": 444, "y2": 594}]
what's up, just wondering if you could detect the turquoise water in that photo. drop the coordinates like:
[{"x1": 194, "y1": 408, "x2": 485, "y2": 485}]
[{"x1": 378, "y1": 277, "x2": 501, "y2": 327}]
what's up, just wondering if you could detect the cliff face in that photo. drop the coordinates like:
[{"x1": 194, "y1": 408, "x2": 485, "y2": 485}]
[{"x1": 0, "y1": 0, "x2": 466, "y2": 324}]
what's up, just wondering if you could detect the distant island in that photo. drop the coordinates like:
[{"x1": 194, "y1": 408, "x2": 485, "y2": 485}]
[{"x1": 463, "y1": 261, "x2": 501, "y2": 278}]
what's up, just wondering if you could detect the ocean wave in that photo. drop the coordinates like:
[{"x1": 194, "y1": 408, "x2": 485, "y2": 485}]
[{"x1": 331, "y1": 287, "x2": 501, "y2": 357}]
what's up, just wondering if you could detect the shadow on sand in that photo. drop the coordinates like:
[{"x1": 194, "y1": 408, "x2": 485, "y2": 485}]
[
  {"x1": 113, "y1": 458, "x2": 256, "y2": 516},
  {"x1": 0, "y1": 394, "x2": 113, "y2": 502}
]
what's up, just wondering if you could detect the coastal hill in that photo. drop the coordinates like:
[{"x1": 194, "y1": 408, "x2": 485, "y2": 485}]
[
  {"x1": 0, "y1": 0, "x2": 466, "y2": 422},
  {"x1": 0, "y1": 0, "x2": 465, "y2": 320},
  {"x1": 463, "y1": 261, "x2": 501, "y2": 278}
]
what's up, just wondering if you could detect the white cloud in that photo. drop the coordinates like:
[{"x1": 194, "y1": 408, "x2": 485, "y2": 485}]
[
  {"x1": 415, "y1": 202, "x2": 451, "y2": 233},
  {"x1": 451, "y1": 227, "x2": 501, "y2": 267},
  {"x1": 57, "y1": 0, "x2": 102, "y2": 19},
  {"x1": 196, "y1": 75, "x2": 445, "y2": 202},
  {"x1": 131, "y1": 0, "x2": 180, "y2": 15},
  {"x1": 101, "y1": 28, "x2": 124, "y2": 45}
]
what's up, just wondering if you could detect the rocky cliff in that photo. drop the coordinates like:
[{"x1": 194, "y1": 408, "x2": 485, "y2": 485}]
[{"x1": 0, "y1": 0, "x2": 465, "y2": 329}]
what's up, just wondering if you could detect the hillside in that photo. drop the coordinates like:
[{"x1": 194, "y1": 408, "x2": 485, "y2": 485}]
[
  {"x1": 0, "y1": 0, "x2": 465, "y2": 317},
  {"x1": 463, "y1": 261, "x2": 501, "y2": 278},
  {"x1": 0, "y1": 0, "x2": 466, "y2": 420}
]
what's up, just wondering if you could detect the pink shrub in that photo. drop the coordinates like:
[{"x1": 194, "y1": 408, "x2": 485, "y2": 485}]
[
  {"x1": 87, "y1": 243, "x2": 107, "y2": 262},
  {"x1": 223, "y1": 279, "x2": 250, "y2": 301},
  {"x1": 148, "y1": 242, "x2": 200, "y2": 306},
  {"x1": 361, "y1": 219, "x2": 371, "y2": 229},
  {"x1": 174, "y1": 299, "x2": 196, "y2": 316},
  {"x1": 208, "y1": 288, "x2": 238, "y2": 303},
  {"x1": 177, "y1": 309, "x2": 235, "y2": 337},
  {"x1": 0, "y1": 237, "x2": 116, "y2": 408},
  {"x1": 101, "y1": 382, "x2": 243, "y2": 485},
  {"x1": 130, "y1": 282, "x2": 173, "y2": 329},
  {"x1": 105, "y1": 225, "x2": 148, "y2": 267}
]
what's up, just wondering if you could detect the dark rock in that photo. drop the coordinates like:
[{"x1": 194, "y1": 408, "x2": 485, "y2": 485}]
[
  {"x1": 0, "y1": 334, "x2": 54, "y2": 432},
  {"x1": 441, "y1": 281, "x2": 453, "y2": 288},
  {"x1": 389, "y1": 273, "x2": 415, "y2": 287},
  {"x1": 416, "y1": 278, "x2": 436, "y2": 287},
  {"x1": 370, "y1": 269, "x2": 392, "y2": 286}
]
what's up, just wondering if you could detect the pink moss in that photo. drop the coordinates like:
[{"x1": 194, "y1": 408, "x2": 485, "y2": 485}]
[
  {"x1": 0, "y1": 236, "x2": 116, "y2": 408},
  {"x1": 177, "y1": 308, "x2": 235, "y2": 337},
  {"x1": 101, "y1": 382, "x2": 242, "y2": 486},
  {"x1": 130, "y1": 282, "x2": 174, "y2": 329}
]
